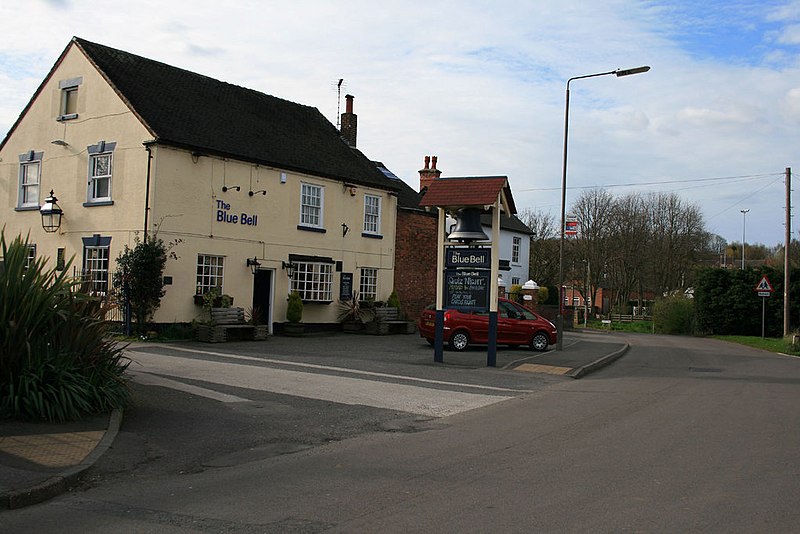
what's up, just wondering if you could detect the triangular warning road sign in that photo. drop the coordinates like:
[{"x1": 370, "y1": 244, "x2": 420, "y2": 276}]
[{"x1": 755, "y1": 276, "x2": 774, "y2": 292}]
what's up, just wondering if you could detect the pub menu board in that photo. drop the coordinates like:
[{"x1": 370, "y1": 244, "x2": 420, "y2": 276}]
[
  {"x1": 339, "y1": 272, "x2": 353, "y2": 300},
  {"x1": 444, "y1": 270, "x2": 489, "y2": 311}
]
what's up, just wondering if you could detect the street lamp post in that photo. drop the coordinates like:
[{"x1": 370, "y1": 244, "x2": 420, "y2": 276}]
[
  {"x1": 556, "y1": 65, "x2": 650, "y2": 351},
  {"x1": 740, "y1": 208, "x2": 749, "y2": 269}
]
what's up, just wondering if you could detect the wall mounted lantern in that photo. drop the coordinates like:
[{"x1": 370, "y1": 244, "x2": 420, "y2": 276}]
[
  {"x1": 40, "y1": 190, "x2": 63, "y2": 233},
  {"x1": 246, "y1": 256, "x2": 261, "y2": 274},
  {"x1": 282, "y1": 260, "x2": 297, "y2": 279}
]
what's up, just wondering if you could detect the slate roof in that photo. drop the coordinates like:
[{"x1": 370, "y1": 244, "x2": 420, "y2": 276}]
[
  {"x1": 481, "y1": 213, "x2": 535, "y2": 235},
  {"x1": 373, "y1": 161, "x2": 429, "y2": 213},
  {"x1": 2, "y1": 37, "x2": 397, "y2": 192}
]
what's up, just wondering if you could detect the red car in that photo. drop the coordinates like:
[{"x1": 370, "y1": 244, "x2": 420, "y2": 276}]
[{"x1": 418, "y1": 298, "x2": 558, "y2": 352}]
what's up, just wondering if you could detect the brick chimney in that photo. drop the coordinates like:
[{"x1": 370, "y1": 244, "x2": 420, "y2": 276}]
[
  {"x1": 341, "y1": 94, "x2": 357, "y2": 147},
  {"x1": 418, "y1": 155, "x2": 441, "y2": 191}
]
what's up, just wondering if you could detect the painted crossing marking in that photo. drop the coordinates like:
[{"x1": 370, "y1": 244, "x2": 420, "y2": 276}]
[
  {"x1": 127, "y1": 351, "x2": 509, "y2": 418},
  {"x1": 134, "y1": 344, "x2": 531, "y2": 394}
]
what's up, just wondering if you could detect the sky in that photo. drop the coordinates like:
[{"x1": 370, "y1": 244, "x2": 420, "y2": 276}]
[{"x1": 2, "y1": 0, "x2": 799, "y2": 247}]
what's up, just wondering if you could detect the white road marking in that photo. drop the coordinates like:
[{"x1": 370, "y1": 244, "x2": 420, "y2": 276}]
[
  {"x1": 127, "y1": 351, "x2": 509, "y2": 417},
  {"x1": 136, "y1": 344, "x2": 532, "y2": 393},
  {"x1": 131, "y1": 371, "x2": 250, "y2": 403}
]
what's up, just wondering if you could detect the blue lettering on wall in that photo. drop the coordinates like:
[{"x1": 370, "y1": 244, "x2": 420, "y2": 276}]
[{"x1": 215, "y1": 201, "x2": 257, "y2": 227}]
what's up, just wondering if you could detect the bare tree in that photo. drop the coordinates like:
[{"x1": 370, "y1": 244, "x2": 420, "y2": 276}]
[
  {"x1": 605, "y1": 192, "x2": 650, "y2": 312},
  {"x1": 646, "y1": 192, "x2": 705, "y2": 295},
  {"x1": 570, "y1": 189, "x2": 615, "y2": 311},
  {"x1": 518, "y1": 208, "x2": 559, "y2": 287}
]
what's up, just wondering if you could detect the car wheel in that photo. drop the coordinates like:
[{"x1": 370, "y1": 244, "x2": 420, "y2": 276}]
[
  {"x1": 449, "y1": 330, "x2": 470, "y2": 351},
  {"x1": 530, "y1": 332, "x2": 549, "y2": 352},
  {"x1": 426, "y1": 338, "x2": 435, "y2": 346}
]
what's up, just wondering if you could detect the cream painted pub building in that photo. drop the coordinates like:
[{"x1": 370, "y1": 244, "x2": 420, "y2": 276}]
[{"x1": 1, "y1": 37, "x2": 400, "y2": 331}]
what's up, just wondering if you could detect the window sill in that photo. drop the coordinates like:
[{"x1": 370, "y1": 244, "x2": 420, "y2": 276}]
[
  {"x1": 83, "y1": 200, "x2": 114, "y2": 207},
  {"x1": 15, "y1": 206, "x2": 39, "y2": 212},
  {"x1": 362, "y1": 232, "x2": 383, "y2": 239},
  {"x1": 57, "y1": 113, "x2": 78, "y2": 122},
  {"x1": 297, "y1": 225, "x2": 326, "y2": 233},
  {"x1": 301, "y1": 300, "x2": 333, "y2": 305}
]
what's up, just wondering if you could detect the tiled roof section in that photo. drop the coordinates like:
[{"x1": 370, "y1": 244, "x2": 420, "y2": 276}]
[
  {"x1": 418, "y1": 176, "x2": 516, "y2": 213},
  {"x1": 74, "y1": 38, "x2": 396, "y2": 191}
]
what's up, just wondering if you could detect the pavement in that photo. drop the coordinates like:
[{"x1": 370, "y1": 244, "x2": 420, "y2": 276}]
[{"x1": 0, "y1": 329, "x2": 628, "y2": 510}]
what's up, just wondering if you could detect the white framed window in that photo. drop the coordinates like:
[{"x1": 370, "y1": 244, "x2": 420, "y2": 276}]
[
  {"x1": 363, "y1": 194, "x2": 381, "y2": 234},
  {"x1": 359, "y1": 267, "x2": 378, "y2": 301},
  {"x1": 86, "y1": 141, "x2": 116, "y2": 204},
  {"x1": 18, "y1": 151, "x2": 41, "y2": 208},
  {"x1": 82, "y1": 237, "x2": 111, "y2": 297},
  {"x1": 512, "y1": 236, "x2": 521, "y2": 264},
  {"x1": 58, "y1": 77, "x2": 81, "y2": 121},
  {"x1": 89, "y1": 154, "x2": 112, "y2": 201},
  {"x1": 512, "y1": 277, "x2": 520, "y2": 286},
  {"x1": 196, "y1": 255, "x2": 225, "y2": 294},
  {"x1": 300, "y1": 183, "x2": 324, "y2": 228},
  {"x1": 291, "y1": 261, "x2": 333, "y2": 302},
  {"x1": 25, "y1": 245, "x2": 36, "y2": 270}
]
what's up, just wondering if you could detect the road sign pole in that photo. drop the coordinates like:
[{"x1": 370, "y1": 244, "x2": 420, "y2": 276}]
[{"x1": 762, "y1": 297, "x2": 766, "y2": 340}]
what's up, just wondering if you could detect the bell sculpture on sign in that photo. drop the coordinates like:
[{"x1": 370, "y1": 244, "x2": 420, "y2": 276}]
[{"x1": 448, "y1": 207, "x2": 489, "y2": 243}]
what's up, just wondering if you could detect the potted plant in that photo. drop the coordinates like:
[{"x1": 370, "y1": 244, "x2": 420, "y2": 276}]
[
  {"x1": 337, "y1": 291, "x2": 369, "y2": 333},
  {"x1": 284, "y1": 291, "x2": 304, "y2": 336}
]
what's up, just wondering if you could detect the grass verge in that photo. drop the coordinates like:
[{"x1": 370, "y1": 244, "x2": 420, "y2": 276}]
[{"x1": 711, "y1": 335, "x2": 800, "y2": 356}]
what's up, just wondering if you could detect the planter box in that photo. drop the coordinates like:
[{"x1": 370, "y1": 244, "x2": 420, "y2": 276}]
[
  {"x1": 341, "y1": 320, "x2": 364, "y2": 333},
  {"x1": 283, "y1": 323, "x2": 304, "y2": 337},
  {"x1": 253, "y1": 325, "x2": 269, "y2": 340}
]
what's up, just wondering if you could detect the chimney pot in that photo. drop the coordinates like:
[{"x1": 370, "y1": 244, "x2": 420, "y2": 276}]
[
  {"x1": 431, "y1": 156, "x2": 438, "y2": 170},
  {"x1": 341, "y1": 94, "x2": 357, "y2": 147},
  {"x1": 419, "y1": 155, "x2": 442, "y2": 192}
]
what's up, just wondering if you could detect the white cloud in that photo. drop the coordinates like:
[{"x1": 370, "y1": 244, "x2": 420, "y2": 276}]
[{"x1": 1, "y1": 0, "x2": 799, "y2": 245}]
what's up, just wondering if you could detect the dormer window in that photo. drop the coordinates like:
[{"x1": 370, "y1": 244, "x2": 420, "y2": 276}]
[{"x1": 57, "y1": 77, "x2": 82, "y2": 121}]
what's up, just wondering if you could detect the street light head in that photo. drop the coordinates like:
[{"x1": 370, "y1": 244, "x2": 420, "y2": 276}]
[{"x1": 615, "y1": 66, "x2": 650, "y2": 77}]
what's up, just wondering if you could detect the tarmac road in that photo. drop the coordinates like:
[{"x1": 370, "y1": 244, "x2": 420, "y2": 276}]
[
  {"x1": 3, "y1": 331, "x2": 800, "y2": 531},
  {"x1": 1, "y1": 329, "x2": 623, "y2": 509},
  {"x1": 80, "y1": 332, "x2": 605, "y2": 487}
]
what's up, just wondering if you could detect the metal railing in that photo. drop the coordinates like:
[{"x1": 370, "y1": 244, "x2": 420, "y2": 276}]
[{"x1": 74, "y1": 268, "x2": 131, "y2": 335}]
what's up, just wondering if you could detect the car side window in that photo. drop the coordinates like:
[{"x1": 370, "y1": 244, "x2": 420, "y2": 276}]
[{"x1": 499, "y1": 302, "x2": 517, "y2": 318}]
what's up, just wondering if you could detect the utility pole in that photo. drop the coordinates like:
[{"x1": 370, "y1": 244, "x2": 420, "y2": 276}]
[
  {"x1": 784, "y1": 167, "x2": 792, "y2": 336},
  {"x1": 740, "y1": 209, "x2": 750, "y2": 269}
]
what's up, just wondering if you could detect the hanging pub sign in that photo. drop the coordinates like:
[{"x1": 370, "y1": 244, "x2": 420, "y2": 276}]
[
  {"x1": 445, "y1": 247, "x2": 491, "y2": 270},
  {"x1": 444, "y1": 269, "x2": 490, "y2": 311}
]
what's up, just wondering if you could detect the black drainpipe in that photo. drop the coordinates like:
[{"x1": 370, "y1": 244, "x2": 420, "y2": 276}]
[{"x1": 143, "y1": 143, "x2": 153, "y2": 239}]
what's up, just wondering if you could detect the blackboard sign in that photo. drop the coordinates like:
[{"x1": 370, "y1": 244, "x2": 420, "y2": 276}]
[
  {"x1": 340, "y1": 272, "x2": 353, "y2": 300},
  {"x1": 445, "y1": 247, "x2": 491, "y2": 269},
  {"x1": 445, "y1": 269, "x2": 489, "y2": 311}
]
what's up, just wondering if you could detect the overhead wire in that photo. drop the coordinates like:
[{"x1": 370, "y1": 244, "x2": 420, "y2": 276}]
[{"x1": 517, "y1": 172, "x2": 783, "y2": 193}]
